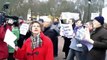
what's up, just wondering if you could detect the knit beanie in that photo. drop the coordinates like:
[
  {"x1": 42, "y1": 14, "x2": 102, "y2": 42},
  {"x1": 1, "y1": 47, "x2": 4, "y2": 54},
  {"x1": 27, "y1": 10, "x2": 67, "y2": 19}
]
[{"x1": 94, "y1": 16, "x2": 104, "y2": 25}]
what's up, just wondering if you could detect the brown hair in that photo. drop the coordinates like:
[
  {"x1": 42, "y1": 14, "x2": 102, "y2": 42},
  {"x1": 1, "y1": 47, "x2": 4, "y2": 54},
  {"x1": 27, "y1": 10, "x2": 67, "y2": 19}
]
[{"x1": 30, "y1": 21, "x2": 43, "y2": 32}]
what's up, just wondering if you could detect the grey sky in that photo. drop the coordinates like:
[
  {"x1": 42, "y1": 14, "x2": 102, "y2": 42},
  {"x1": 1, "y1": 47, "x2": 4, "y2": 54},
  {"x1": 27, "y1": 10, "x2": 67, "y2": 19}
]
[{"x1": 104, "y1": 0, "x2": 107, "y2": 5}]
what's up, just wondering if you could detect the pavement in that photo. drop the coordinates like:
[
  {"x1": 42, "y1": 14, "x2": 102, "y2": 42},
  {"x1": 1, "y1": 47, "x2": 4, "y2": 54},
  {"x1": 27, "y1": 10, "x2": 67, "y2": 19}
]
[{"x1": 54, "y1": 36, "x2": 66, "y2": 60}]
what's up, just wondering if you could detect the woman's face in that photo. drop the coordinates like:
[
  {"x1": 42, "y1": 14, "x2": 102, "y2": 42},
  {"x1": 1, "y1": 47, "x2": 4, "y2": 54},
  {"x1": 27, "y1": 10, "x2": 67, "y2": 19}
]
[
  {"x1": 31, "y1": 23, "x2": 41, "y2": 35},
  {"x1": 75, "y1": 20, "x2": 82, "y2": 27}
]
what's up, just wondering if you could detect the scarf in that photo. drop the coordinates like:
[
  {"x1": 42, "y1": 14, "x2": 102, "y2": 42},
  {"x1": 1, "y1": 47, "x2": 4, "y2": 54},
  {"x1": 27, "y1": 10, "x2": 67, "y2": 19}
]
[{"x1": 30, "y1": 33, "x2": 42, "y2": 49}]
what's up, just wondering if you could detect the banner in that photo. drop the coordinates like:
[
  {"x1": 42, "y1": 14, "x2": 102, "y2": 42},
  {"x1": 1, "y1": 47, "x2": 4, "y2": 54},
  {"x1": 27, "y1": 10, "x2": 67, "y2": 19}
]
[
  {"x1": 20, "y1": 23, "x2": 29, "y2": 35},
  {"x1": 102, "y1": 7, "x2": 107, "y2": 23},
  {"x1": 60, "y1": 24, "x2": 74, "y2": 38},
  {"x1": 91, "y1": 13, "x2": 99, "y2": 20},
  {"x1": 60, "y1": 12, "x2": 79, "y2": 20},
  {"x1": 39, "y1": 16, "x2": 51, "y2": 22},
  {"x1": 4, "y1": 29, "x2": 17, "y2": 49}
]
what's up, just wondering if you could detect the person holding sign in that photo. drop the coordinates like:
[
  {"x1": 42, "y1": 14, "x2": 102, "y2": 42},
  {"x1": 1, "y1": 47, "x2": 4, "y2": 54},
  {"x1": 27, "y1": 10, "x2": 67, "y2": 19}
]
[
  {"x1": 14, "y1": 21, "x2": 54, "y2": 60},
  {"x1": 7, "y1": 20, "x2": 20, "y2": 60},
  {"x1": 62, "y1": 18, "x2": 74, "y2": 59},
  {"x1": 67, "y1": 20, "x2": 88, "y2": 60}
]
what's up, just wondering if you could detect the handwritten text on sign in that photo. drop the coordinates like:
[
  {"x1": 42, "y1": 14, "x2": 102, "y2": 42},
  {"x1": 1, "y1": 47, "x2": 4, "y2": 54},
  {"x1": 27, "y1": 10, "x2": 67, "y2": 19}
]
[
  {"x1": 60, "y1": 24, "x2": 73, "y2": 38},
  {"x1": 20, "y1": 23, "x2": 29, "y2": 35}
]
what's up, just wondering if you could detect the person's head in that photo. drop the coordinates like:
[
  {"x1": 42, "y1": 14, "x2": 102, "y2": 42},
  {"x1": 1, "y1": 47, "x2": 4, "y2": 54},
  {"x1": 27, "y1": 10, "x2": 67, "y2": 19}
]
[
  {"x1": 38, "y1": 19, "x2": 44, "y2": 25},
  {"x1": 43, "y1": 19, "x2": 52, "y2": 28},
  {"x1": 30, "y1": 21, "x2": 43, "y2": 36},
  {"x1": 7, "y1": 18, "x2": 14, "y2": 25},
  {"x1": 27, "y1": 17, "x2": 32, "y2": 21},
  {"x1": 18, "y1": 17, "x2": 24, "y2": 25},
  {"x1": 39, "y1": 19, "x2": 44, "y2": 23},
  {"x1": 75, "y1": 20, "x2": 82, "y2": 27},
  {"x1": 84, "y1": 21, "x2": 93, "y2": 31},
  {"x1": 68, "y1": 18, "x2": 75, "y2": 25},
  {"x1": 13, "y1": 22, "x2": 19, "y2": 27},
  {"x1": 54, "y1": 18, "x2": 59, "y2": 23},
  {"x1": 92, "y1": 16, "x2": 104, "y2": 29}
]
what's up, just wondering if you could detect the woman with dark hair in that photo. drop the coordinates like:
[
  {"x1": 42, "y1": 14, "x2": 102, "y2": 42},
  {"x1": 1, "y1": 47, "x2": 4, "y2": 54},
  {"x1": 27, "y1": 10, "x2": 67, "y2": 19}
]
[
  {"x1": 62, "y1": 18, "x2": 75, "y2": 59},
  {"x1": 14, "y1": 21, "x2": 54, "y2": 60}
]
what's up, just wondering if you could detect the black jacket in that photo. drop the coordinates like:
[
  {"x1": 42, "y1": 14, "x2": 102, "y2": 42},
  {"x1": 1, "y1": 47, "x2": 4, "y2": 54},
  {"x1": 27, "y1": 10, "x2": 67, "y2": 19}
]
[
  {"x1": 88, "y1": 26, "x2": 107, "y2": 60},
  {"x1": 43, "y1": 26, "x2": 59, "y2": 56}
]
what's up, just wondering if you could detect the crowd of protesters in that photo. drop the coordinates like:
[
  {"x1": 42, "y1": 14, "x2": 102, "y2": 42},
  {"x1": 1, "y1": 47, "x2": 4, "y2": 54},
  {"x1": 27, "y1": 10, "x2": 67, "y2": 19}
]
[{"x1": 0, "y1": 14, "x2": 107, "y2": 60}]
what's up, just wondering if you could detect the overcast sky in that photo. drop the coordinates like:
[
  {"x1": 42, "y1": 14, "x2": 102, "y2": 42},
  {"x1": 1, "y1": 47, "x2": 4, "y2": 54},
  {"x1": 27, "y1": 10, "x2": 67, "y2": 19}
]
[{"x1": 104, "y1": 0, "x2": 107, "y2": 5}]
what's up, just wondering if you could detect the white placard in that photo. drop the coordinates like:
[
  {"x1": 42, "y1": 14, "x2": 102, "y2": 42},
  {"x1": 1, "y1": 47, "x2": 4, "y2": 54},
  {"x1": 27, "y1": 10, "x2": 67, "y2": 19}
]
[
  {"x1": 81, "y1": 28, "x2": 93, "y2": 51},
  {"x1": 91, "y1": 13, "x2": 99, "y2": 20},
  {"x1": 60, "y1": 24, "x2": 74, "y2": 38},
  {"x1": 102, "y1": 7, "x2": 107, "y2": 23},
  {"x1": 20, "y1": 23, "x2": 29, "y2": 35},
  {"x1": 39, "y1": 16, "x2": 51, "y2": 22},
  {"x1": 75, "y1": 27, "x2": 93, "y2": 51},
  {"x1": 4, "y1": 29, "x2": 17, "y2": 49},
  {"x1": 60, "y1": 12, "x2": 79, "y2": 20}
]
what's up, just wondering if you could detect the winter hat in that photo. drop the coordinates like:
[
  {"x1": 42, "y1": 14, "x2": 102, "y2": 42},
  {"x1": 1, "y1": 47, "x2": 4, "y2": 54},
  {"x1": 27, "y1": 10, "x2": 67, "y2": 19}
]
[{"x1": 94, "y1": 16, "x2": 104, "y2": 25}]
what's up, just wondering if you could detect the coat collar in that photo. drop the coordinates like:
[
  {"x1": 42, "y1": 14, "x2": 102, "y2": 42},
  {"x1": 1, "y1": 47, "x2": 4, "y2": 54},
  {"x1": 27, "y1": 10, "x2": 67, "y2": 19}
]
[
  {"x1": 40, "y1": 32, "x2": 45, "y2": 41},
  {"x1": 91, "y1": 26, "x2": 103, "y2": 35},
  {"x1": 95, "y1": 26, "x2": 103, "y2": 32}
]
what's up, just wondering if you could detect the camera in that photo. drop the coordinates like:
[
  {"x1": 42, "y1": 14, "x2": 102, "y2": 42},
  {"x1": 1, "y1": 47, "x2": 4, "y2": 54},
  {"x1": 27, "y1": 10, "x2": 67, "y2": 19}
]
[{"x1": 0, "y1": 12, "x2": 19, "y2": 26}]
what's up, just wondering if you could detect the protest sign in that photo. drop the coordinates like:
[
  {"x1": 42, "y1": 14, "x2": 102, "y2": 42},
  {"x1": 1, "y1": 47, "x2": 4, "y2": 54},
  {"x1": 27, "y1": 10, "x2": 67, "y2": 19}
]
[
  {"x1": 83, "y1": 28, "x2": 93, "y2": 51},
  {"x1": 91, "y1": 13, "x2": 99, "y2": 20},
  {"x1": 60, "y1": 12, "x2": 79, "y2": 21},
  {"x1": 39, "y1": 16, "x2": 51, "y2": 22},
  {"x1": 102, "y1": 7, "x2": 107, "y2": 23},
  {"x1": 20, "y1": 23, "x2": 29, "y2": 35},
  {"x1": 60, "y1": 24, "x2": 74, "y2": 38},
  {"x1": 4, "y1": 29, "x2": 17, "y2": 49},
  {"x1": 75, "y1": 27, "x2": 93, "y2": 51}
]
